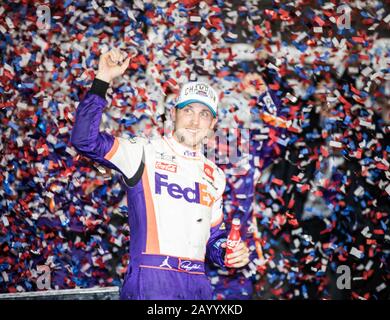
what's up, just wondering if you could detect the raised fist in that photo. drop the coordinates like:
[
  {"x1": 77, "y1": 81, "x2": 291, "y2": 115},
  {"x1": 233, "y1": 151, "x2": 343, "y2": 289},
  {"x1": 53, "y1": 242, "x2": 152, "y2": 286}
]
[{"x1": 95, "y1": 48, "x2": 133, "y2": 83}]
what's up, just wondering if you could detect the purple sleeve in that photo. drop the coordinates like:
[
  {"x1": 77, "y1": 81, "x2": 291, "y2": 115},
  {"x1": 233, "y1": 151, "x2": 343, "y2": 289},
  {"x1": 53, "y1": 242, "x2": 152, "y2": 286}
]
[
  {"x1": 206, "y1": 221, "x2": 227, "y2": 267},
  {"x1": 70, "y1": 79, "x2": 121, "y2": 172}
]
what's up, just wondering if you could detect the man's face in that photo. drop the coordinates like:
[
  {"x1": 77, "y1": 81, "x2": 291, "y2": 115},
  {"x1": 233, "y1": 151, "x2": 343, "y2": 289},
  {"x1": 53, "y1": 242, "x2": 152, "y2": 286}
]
[{"x1": 171, "y1": 102, "x2": 217, "y2": 149}]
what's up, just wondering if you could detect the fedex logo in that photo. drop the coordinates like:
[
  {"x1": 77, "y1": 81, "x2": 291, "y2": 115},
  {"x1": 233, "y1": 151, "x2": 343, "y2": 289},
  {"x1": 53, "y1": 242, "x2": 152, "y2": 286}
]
[{"x1": 155, "y1": 173, "x2": 214, "y2": 207}]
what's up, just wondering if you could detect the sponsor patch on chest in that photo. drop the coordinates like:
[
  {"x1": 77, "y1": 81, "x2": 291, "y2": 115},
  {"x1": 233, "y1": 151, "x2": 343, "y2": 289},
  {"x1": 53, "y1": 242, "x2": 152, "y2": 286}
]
[{"x1": 155, "y1": 161, "x2": 177, "y2": 173}]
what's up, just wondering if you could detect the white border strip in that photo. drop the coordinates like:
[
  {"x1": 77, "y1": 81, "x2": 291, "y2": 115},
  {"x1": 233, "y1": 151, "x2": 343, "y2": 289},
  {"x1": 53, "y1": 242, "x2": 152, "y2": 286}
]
[{"x1": 0, "y1": 286, "x2": 119, "y2": 299}]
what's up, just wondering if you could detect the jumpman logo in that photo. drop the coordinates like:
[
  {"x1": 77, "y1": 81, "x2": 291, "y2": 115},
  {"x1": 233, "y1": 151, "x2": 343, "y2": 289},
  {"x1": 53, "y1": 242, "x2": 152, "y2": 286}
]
[{"x1": 159, "y1": 256, "x2": 172, "y2": 269}]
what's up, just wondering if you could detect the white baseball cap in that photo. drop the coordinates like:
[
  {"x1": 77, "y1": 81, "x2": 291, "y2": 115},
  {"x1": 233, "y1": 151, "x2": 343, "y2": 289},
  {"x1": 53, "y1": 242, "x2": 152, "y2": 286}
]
[{"x1": 176, "y1": 82, "x2": 219, "y2": 117}]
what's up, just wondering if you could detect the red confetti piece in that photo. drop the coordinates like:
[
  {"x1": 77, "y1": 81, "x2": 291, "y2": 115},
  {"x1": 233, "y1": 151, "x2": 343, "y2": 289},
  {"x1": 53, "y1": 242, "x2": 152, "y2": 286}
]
[
  {"x1": 271, "y1": 178, "x2": 284, "y2": 186},
  {"x1": 314, "y1": 16, "x2": 325, "y2": 26}
]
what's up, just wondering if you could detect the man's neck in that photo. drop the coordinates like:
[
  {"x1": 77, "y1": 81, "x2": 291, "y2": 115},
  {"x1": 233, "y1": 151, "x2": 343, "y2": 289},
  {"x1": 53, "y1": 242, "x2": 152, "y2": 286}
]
[
  {"x1": 172, "y1": 132, "x2": 200, "y2": 151},
  {"x1": 164, "y1": 132, "x2": 202, "y2": 159}
]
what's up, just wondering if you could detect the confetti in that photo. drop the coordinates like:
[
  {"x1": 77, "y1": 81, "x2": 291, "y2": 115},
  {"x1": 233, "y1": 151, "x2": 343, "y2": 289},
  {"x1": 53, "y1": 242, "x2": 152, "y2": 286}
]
[{"x1": 1, "y1": 0, "x2": 388, "y2": 301}]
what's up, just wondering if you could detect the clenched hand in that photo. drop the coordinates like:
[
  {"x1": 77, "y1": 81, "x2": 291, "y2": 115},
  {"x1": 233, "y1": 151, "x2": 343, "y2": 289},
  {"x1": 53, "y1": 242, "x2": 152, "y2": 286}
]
[
  {"x1": 221, "y1": 241, "x2": 250, "y2": 268},
  {"x1": 95, "y1": 48, "x2": 134, "y2": 83}
]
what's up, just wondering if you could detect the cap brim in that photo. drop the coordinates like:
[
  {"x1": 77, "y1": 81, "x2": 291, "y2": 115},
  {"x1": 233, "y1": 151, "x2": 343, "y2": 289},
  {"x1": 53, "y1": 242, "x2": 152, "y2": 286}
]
[{"x1": 176, "y1": 100, "x2": 217, "y2": 117}]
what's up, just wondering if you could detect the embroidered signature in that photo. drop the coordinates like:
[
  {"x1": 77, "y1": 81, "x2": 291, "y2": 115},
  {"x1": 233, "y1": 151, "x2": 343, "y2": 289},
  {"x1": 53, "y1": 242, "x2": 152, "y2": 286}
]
[{"x1": 180, "y1": 260, "x2": 202, "y2": 271}]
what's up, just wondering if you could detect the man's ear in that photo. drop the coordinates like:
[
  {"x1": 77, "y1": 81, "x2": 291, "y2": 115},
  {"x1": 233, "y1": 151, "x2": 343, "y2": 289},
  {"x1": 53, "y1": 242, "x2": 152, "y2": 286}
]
[
  {"x1": 205, "y1": 117, "x2": 218, "y2": 140},
  {"x1": 210, "y1": 117, "x2": 218, "y2": 130},
  {"x1": 170, "y1": 107, "x2": 176, "y2": 122}
]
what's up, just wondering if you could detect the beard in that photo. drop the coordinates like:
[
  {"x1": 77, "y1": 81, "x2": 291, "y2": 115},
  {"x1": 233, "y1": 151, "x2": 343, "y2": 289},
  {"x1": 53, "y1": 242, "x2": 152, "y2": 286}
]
[{"x1": 174, "y1": 128, "x2": 212, "y2": 148}]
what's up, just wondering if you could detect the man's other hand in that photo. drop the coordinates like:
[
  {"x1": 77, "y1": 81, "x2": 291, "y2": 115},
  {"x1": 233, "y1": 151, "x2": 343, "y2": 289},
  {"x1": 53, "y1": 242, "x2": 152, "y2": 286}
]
[{"x1": 221, "y1": 241, "x2": 250, "y2": 268}]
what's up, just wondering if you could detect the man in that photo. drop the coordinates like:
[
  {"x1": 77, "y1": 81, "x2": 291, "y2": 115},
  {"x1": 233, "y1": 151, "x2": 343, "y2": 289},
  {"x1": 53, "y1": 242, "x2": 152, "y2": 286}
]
[{"x1": 71, "y1": 48, "x2": 250, "y2": 300}]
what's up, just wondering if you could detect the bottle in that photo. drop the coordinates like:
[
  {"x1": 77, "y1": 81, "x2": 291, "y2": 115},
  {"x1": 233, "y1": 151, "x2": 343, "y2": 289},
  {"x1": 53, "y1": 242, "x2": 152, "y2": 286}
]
[{"x1": 225, "y1": 218, "x2": 241, "y2": 267}]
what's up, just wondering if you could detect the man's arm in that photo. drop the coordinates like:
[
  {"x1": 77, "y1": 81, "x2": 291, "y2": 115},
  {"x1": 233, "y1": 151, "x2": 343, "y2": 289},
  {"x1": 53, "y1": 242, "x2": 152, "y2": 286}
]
[
  {"x1": 205, "y1": 195, "x2": 227, "y2": 267},
  {"x1": 71, "y1": 48, "x2": 145, "y2": 185},
  {"x1": 71, "y1": 78, "x2": 119, "y2": 170}
]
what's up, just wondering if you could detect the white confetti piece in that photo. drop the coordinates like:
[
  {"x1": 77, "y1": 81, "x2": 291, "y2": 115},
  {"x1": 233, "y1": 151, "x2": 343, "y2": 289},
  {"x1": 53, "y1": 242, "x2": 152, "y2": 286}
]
[
  {"x1": 46, "y1": 134, "x2": 57, "y2": 145},
  {"x1": 277, "y1": 137, "x2": 289, "y2": 147},
  {"x1": 267, "y1": 62, "x2": 279, "y2": 71},
  {"x1": 354, "y1": 186, "x2": 364, "y2": 197},
  {"x1": 58, "y1": 127, "x2": 69, "y2": 134},
  {"x1": 361, "y1": 226, "x2": 372, "y2": 238},
  {"x1": 329, "y1": 141, "x2": 343, "y2": 148},
  {"x1": 5, "y1": 17, "x2": 14, "y2": 29},
  {"x1": 269, "y1": 189, "x2": 278, "y2": 199},
  {"x1": 376, "y1": 283, "x2": 386, "y2": 292},
  {"x1": 4, "y1": 63, "x2": 14, "y2": 74},
  {"x1": 2, "y1": 216, "x2": 9, "y2": 227},
  {"x1": 291, "y1": 228, "x2": 303, "y2": 235},
  {"x1": 199, "y1": 27, "x2": 208, "y2": 37},
  {"x1": 365, "y1": 260, "x2": 373, "y2": 271},
  {"x1": 33, "y1": 37, "x2": 48, "y2": 51},
  {"x1": 65, "y1": 147, "x2": 77, "y2": 157},
  {"x1": 286, "y1": 92, "x2": 297, "y2": 102},
  {"x1": 16, "y1": 137, "x2": 24, "y2": 147},
  {"x1": 368, "y1": 23, "x2": 379, "y2": 31},
  {"x1": 361, "y1": 66, "x2": 372, "y2": 77},
  {"x1": 227, "y1": 31, "x2": 238, "y2": 39},
  {"x1": 190, "y1": 16, "x2": 201, "y2": 22},
  {"x1": 350, "y1": 247, "x2": 364, "y2": 259},
  {"x1": 385, "y1": 183, "x2": 390, "y2": 196},
  {"x1": 103, "y1": 253, "x2": 113, "y2": 262},
  {"x1": 295, "y1": 32, "x2": 307, "y2": 42},
  {"x1": 45, "y1": 191, "x2": 55, "y2": 199},
  {"x1": 59, "y1": 213, "x2": 68, "y2": 225},
  {"x1": 2, "y1": 272, "x2": 9, "y2": 282},
  {"x1": 81, "y1": 263, "x2": 91, "y2": 273}
]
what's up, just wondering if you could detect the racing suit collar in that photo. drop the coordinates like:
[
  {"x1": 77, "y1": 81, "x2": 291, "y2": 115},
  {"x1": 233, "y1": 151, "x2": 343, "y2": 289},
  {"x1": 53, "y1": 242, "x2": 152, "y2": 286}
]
[{"x1": 164, "y1": 134, "x2": 201, "y2": 159}]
